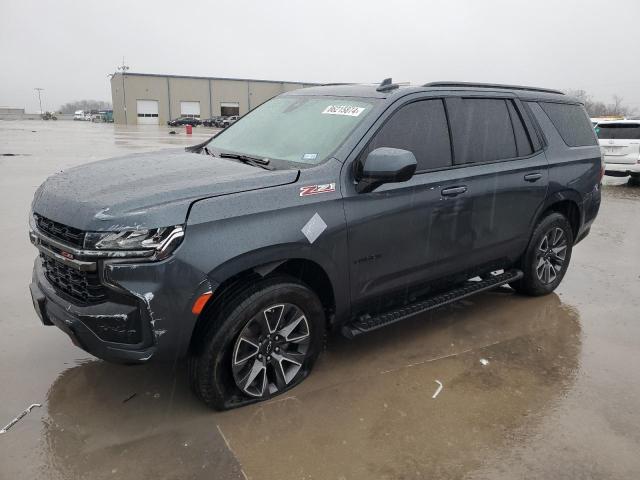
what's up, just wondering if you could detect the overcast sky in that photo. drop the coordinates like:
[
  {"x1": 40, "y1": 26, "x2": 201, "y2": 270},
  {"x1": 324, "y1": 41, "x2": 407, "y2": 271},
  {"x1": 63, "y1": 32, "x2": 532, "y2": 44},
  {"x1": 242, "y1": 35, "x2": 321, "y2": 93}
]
[{"x1": 1, "y1": 0, "x2": 639, "y2": 113}]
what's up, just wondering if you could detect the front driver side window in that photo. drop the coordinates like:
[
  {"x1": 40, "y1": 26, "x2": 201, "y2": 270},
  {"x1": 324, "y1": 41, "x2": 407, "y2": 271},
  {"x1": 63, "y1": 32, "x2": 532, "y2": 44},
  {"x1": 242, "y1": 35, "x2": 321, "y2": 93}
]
[{"x1": 362, "y1": 99, "x2": 452, "y2": 172}]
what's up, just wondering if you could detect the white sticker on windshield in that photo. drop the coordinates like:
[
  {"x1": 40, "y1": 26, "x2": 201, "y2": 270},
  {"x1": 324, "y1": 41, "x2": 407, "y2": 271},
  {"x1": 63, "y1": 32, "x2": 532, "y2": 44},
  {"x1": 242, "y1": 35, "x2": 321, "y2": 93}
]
[{"x1": 322, "y1": 105, "x2": 365, "y2": 117}]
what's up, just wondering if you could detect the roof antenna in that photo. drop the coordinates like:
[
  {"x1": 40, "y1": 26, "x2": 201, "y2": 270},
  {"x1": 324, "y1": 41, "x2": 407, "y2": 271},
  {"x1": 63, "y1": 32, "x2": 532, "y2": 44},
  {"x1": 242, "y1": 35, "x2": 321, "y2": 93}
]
[{"x1": 377, "y1": 78, "x2": 399, "y2": 92}]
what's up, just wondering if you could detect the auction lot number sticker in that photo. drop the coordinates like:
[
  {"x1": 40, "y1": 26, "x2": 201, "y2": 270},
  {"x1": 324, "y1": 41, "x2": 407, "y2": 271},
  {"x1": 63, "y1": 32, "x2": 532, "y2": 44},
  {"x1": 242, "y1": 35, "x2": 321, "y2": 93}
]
[{"x1": 322, "y1": 105, "x2": 366, "y2": 117}]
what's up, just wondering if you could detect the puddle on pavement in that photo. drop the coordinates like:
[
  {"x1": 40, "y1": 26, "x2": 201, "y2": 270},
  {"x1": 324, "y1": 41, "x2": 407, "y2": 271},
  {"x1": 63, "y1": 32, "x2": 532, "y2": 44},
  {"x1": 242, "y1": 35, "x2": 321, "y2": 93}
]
[
  {"x1": 29, "y1": 291, "x2": 580, "y2": 480},
  {"x1": 602, "y1": 181, "x2": 640, "y2": 201}
]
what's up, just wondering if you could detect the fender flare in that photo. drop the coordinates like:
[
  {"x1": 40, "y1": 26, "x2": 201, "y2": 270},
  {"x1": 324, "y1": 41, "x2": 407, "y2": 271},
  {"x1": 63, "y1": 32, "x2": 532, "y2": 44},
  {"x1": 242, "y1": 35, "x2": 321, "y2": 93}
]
[
  {"x1": 205, "y1": 242, "x2": 349, "y2": 321},
  {"x1": 529, "y1": 188, "x2": 583, "y2": 239}
]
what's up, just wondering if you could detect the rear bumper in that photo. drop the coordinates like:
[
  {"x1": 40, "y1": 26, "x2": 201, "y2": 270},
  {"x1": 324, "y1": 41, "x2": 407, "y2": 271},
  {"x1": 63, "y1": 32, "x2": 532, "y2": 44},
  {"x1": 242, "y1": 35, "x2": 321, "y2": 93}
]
[{"x1": 604, "y1": 161, "x2": 640, "y2": 176}]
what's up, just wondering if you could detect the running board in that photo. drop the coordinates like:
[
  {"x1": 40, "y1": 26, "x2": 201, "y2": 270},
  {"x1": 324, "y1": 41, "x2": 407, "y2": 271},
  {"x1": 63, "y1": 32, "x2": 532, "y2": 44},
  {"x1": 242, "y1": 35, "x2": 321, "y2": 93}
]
[{"x1": 343, "y1": 269, "x2": 523, "y2": 338}]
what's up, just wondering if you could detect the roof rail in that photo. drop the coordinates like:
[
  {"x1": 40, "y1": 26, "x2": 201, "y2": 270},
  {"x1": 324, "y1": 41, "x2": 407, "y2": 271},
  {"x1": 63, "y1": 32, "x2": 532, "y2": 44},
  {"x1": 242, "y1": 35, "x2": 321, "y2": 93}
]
[
  {"x1": 423, "y1": 81, "x2": 564, "y2": 95},
  {"x1": 377, "y1": 78, "x2": 399, "y2": 92}
]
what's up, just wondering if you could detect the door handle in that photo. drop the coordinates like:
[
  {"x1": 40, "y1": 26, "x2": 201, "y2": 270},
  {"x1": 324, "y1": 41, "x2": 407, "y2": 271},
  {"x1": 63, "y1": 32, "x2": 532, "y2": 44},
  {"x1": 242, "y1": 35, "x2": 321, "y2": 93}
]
[
  {"x1": 524, "y1": 173, "x2": 542, "y2": 182},
  {"x1": 441, "y1": 186, "x2": 467, "y2": 197}
]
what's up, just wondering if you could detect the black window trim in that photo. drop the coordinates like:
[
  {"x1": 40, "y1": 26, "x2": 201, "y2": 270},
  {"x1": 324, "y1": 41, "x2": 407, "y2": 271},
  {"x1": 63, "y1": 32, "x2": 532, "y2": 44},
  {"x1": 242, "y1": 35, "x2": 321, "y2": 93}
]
[
  {"x1": 519, "y1": 99, "x2": 547, "y2": 151},
  {"x1": 505, "y1": 99, "x2": 533, "y2": 157}
]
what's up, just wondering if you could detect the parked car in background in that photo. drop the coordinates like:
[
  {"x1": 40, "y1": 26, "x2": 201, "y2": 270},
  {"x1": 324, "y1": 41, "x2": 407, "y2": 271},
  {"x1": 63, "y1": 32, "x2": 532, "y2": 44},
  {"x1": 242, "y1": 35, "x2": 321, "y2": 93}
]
[
  {"x1": 28, "y1": 81, "x2": 601, "y2": 410},
  {"x1": 591, "y1": 116, "x2": 624, "y2": 127},
  {"x1": 168, "y1": 116, "x2": 201, "y2": 127},
  {"x1": 596, "y1": 120, "x2": 640, "y2": 184},
  {"x1": 220, "y1": 115, "x2": 239, "y2": 128},
  {"x1": 73, "y1": 110, "x2": 86, "y2": 121},
  {"x1": 213, "y1": 116, "x2": 228, "y2": 128},
  {"x1": 202, "y1": 116, "x2": 224, "y2": 127},
  {"x1": 95, "y1": 109, "x2": 114, "y2": 123}
]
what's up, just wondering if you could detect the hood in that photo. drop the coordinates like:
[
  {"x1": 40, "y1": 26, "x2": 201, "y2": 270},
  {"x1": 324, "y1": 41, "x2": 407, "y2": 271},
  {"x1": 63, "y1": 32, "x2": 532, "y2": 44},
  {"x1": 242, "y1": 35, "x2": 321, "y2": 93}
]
[{"x1": 32, "y1": 149, "x2": 299, "y2": 231}]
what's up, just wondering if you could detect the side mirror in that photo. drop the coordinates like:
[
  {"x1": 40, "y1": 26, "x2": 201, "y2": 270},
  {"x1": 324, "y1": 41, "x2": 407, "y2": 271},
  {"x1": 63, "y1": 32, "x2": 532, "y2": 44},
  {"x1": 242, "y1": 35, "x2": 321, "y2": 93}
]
[{"x1": 356, "y1": 147, "x2": 417, "y2": 193}]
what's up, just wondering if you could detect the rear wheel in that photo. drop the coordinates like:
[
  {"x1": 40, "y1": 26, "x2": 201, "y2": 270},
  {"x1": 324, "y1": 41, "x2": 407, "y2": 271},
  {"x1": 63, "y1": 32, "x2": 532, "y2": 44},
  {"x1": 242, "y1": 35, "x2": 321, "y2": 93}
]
[
  {"x1": 629, "y1": 174, "x2": 640, "y2": 186},
  {"x1": 511, "y1": 212, "x2": 573, "y2": 296},
  {"x1": 188, "y1": 276, "x2": 325, "y2": 410}
]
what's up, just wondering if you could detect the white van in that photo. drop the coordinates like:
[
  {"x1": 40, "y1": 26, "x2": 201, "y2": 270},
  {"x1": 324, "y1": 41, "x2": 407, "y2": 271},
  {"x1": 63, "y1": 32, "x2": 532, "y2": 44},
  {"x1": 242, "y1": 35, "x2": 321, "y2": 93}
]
[
  {"x1": 596, "y1": 120, "x2": 640, "y2": 182},
  {"x1": 74, "y1": 110, "x2": 85, "y2": 121}
]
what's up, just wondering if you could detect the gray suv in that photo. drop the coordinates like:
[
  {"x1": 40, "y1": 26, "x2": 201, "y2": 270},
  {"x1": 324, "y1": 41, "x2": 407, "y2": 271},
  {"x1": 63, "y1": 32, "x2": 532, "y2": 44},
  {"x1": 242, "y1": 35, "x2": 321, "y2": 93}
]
[{"x1": 29, "y1": 80, "x2": 602, "y2": 409}]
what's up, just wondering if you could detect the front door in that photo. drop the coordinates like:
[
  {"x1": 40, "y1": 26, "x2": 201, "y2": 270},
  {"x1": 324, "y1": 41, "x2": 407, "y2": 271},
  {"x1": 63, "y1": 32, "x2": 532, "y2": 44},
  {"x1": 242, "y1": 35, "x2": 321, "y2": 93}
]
[{"x1": 343, "y1": 98, "x2": 472, "y2": 312}]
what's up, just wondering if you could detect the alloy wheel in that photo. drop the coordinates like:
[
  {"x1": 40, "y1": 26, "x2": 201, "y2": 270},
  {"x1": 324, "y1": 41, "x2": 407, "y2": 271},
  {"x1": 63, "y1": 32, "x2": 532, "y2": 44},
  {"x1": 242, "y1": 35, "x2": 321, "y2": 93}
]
[
  {"x1": 231, "y1": 303, "x2": 311, "y2": 398},
  {"x1": 535, "y1": 227, "x2": 568, "y2": 284}
]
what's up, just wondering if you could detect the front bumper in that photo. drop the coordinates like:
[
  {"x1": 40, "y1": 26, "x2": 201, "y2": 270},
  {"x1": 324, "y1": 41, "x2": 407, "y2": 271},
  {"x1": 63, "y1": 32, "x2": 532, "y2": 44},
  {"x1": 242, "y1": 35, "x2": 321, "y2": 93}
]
[
  {"x1": 30, "y1": 260, "x2": 156, "y2": 363},
  {"x1": 29, "y1": 241, "x2": 213, "y2": 364}
]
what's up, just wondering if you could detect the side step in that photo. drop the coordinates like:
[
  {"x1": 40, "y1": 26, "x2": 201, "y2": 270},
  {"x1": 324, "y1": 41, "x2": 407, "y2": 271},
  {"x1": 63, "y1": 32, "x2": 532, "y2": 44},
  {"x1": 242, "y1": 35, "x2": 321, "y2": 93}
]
[{"x1": 343, "y1": 269, "x2": 523, "y2": 338}]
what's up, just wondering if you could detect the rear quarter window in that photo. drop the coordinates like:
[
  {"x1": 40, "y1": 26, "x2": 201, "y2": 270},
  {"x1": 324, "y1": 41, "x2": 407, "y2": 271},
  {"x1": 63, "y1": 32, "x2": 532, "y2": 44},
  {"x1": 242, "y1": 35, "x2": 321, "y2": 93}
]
[{"x1": 539, "y1": 102, "x2": 597, "y2": 147}]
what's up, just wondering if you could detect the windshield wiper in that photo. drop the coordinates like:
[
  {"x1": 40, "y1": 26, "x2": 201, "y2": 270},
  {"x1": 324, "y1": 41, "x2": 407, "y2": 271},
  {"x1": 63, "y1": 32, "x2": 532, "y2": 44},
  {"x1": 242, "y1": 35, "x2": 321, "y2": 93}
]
[{"x1": 219, "y1": 152, "x2": 274, "y2": 170}]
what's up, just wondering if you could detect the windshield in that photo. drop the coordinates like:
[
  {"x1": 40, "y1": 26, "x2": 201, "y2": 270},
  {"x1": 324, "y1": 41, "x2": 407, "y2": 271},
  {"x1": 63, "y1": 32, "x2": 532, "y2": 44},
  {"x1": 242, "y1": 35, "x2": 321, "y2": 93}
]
[
  {"x1": 207, "y1": 96, "x2": 376, "y2": 165},
  {"x1": 596, "y1": 123, "x2": 640, "y2": 140}
]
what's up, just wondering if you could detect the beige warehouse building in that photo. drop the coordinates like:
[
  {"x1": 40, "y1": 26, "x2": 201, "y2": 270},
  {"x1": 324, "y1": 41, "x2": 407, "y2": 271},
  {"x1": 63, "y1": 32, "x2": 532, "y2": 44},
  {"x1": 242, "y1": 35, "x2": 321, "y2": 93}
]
[{"x1": 110, "y1": 72, "x2": 317, "y2": 125}]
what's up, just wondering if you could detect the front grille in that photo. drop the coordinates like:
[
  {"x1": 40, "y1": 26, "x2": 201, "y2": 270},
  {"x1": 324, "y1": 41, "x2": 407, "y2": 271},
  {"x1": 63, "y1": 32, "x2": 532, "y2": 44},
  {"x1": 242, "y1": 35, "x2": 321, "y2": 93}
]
[
  {"x1": 35, "y1": 214, "x2": 86, "y2": 248},
  {"x1": 41, "y1": 254, "x2": 106, "y2": 304}
]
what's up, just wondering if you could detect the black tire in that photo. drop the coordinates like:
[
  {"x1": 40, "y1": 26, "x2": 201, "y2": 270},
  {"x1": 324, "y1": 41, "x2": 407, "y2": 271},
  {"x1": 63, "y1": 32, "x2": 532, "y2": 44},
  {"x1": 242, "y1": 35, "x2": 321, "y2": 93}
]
[
  {"x1": 511, "y1": 212, "x2": 574, "y2": 296},
  {"x1": 629, "y1": 175, "x2": 640, "y2": 187},
  {"x1": 188, "y1": 275, "x2": 325, "y2": 410}
]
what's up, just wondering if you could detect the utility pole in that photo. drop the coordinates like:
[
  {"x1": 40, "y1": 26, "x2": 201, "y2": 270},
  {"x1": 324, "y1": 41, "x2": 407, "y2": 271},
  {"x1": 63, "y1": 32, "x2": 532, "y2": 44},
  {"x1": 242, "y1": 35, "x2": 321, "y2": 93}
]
[
  {"x1": 117, "y1": 57, "x2": 130, "y2": 124},
  {"x1": 34, "y1": 88, "x2": 44, "y2": 115}
]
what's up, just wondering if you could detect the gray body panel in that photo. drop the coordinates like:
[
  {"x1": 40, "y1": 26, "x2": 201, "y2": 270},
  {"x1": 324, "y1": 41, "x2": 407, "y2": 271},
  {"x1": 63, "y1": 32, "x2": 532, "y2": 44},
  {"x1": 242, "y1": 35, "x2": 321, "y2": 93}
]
[{"x1": 32, "y1": 149, "x2": 297, "y2": 231}]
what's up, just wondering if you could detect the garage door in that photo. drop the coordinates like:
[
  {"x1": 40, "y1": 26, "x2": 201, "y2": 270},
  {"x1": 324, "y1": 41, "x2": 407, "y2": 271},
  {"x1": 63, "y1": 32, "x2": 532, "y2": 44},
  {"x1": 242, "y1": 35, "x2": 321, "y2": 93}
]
[
  {"x1": 136, "y1": 100, "x2": 159, "y2": 125},
  {"x1": 220, "y1": 102, "x2": 240, "y2": 116},
  {"x1": 180, "y1": 101, "x2": 200, "y2": 118}
]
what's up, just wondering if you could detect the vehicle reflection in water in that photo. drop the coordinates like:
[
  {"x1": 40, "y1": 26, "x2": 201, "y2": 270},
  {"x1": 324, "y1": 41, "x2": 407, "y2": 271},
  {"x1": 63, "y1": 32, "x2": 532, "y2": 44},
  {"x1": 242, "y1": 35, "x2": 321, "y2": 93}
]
[{"x1": 42, "y1": 291, "x2": 581, "y2": 480}]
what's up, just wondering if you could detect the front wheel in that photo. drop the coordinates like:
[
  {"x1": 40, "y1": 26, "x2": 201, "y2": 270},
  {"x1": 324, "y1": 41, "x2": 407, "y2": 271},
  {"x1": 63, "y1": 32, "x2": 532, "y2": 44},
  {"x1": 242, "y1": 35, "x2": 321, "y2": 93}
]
[
  {"x1": 511, "y1": 212, "x2": 574, "y2": 296},
  {"x1": 188, "y1": 276, "x2": 325, "y2": 410}
]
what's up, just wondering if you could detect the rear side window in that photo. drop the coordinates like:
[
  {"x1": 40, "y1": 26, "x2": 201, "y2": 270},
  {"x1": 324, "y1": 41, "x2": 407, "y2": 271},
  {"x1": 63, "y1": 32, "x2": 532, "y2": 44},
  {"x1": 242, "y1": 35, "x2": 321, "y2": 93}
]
[
  {"x1": 364, "y1": 99, "x2": 452, "y2": 171},
  {"x1": 596, "y1": 123, "x2": 640, "y2": 140},
  {"x1": 447, "y1": 98, "x2": 517, "y2": 164},
  {"x1": 539, "y1": 102, "x2": 597, "y2": 147}
]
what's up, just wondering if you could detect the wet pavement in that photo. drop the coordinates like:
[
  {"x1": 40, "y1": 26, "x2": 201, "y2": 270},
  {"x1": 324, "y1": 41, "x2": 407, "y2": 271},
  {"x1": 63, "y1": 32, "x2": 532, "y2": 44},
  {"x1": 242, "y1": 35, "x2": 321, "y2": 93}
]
[{"x1": 1, "y1": 120, "x2": 639, "y2": 479}]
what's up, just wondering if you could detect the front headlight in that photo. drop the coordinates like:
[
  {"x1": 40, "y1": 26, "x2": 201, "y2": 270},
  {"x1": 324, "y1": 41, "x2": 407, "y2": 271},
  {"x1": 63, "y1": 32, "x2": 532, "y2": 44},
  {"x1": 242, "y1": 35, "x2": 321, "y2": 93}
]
[{"x1": 84, "y1": 225, "x2": 184, "y2": 259}]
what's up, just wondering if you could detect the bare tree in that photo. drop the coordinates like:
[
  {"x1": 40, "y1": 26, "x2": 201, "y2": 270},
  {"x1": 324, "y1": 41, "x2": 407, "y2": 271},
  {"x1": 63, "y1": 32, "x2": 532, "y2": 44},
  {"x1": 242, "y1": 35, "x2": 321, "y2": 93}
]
[
  {"x1": 58, "y1": 100, "x2": 112, "y2": 114},
  {"x1": 611, "y1": 95, "x2": 625, "y2": 116},
  {"x1": 565, "y1": 90, "x2": 637, "y2": 117}
]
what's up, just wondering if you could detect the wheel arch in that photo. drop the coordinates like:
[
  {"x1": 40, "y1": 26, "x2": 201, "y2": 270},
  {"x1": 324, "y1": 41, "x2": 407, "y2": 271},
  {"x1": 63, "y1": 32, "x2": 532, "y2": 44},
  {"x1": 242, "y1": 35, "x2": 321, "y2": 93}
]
[
  {"x1": 532, "y1": 190, "x2": 583, "y2": 242},
  {"x1": 188, "y1": 253, "x2": 343, "y2": 355}
]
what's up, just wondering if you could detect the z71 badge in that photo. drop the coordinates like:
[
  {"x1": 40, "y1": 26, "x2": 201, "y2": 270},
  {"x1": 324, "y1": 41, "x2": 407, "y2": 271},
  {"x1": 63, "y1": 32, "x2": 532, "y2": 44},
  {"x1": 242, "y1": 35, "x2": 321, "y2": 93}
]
[{"x1": 299, "y1": 183, "x2": 336, "y2": 197}]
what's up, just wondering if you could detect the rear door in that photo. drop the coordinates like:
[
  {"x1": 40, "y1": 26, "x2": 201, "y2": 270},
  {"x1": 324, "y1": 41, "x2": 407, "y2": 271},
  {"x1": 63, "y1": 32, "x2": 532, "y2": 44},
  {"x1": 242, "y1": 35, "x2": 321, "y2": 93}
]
[
  {"x1": 596, "y1": 122, "x2": 640, "y2": 164},
  {"x1": 443, "y1": 96, "x2": 549, "y2": 269}
]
